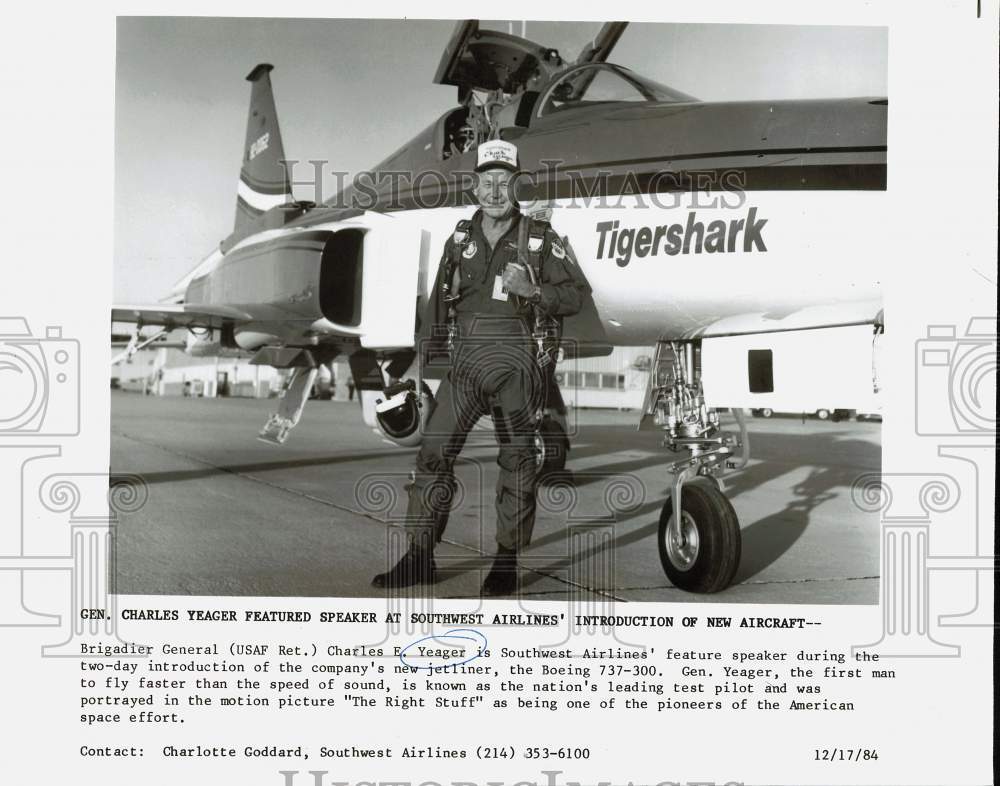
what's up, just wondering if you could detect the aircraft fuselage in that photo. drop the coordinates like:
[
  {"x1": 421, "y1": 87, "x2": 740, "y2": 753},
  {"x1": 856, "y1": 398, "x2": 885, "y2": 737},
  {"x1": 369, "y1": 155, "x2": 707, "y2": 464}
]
[{"x1": 176, "y1": 92, "x2": 887, "y2": 354}]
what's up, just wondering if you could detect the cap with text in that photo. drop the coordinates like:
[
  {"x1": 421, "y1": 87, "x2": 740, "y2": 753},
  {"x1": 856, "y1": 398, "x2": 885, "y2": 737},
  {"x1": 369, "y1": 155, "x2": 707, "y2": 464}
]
[{"x1": 475, "y1": 139, "x2": 519, "y2": 173}]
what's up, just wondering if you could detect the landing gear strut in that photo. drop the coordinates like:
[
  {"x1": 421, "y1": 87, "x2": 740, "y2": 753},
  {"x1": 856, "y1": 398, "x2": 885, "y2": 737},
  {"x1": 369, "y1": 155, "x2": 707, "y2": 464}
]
[
  {"x1": 258, "y1": 366, "x2": 318, "y2": 444},
  {"x1": 642, "y1": 341, "x2": 748, "y2": 592},
  {"x1": 111, "y1": 323, "x2": 168, "y2": 366}
]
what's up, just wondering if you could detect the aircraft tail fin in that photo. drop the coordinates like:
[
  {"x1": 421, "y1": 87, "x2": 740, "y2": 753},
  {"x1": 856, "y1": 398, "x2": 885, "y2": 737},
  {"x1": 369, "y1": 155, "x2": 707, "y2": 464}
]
[{"x1": 235, "y1": 64, "x2": 292, "y2": 230}]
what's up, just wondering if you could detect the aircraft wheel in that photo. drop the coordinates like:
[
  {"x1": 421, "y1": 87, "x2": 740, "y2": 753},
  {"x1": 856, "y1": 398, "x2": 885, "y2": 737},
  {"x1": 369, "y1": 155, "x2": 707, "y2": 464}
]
[
  {"x1": 759, "y1": 407, "x2": 774, "y2": 418},
  {"x1": 815, "y1": 408, "x2": 831, "y2": 420},
  {"x1": 658, "y1": 478, "x2": 741, "y2": 593},
  {"x1": 535, "y1": 417, "x2": 569, "y2": 478}
]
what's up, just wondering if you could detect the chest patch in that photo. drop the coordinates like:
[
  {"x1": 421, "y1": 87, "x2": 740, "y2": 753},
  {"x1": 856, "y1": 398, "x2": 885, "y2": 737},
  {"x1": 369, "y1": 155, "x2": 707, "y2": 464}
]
[{"x1": 462, "y1": 241, "x2": 478, "y2": 259}]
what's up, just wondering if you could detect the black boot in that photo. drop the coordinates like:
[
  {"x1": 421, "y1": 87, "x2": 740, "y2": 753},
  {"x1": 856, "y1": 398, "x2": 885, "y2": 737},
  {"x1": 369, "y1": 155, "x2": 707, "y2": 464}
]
[
  {"x1": 371, "y1": 546, "x2": 435, "y2": 589},
  {"x1": 481, "y1": 546, "x2": 519, "y2": 596}
]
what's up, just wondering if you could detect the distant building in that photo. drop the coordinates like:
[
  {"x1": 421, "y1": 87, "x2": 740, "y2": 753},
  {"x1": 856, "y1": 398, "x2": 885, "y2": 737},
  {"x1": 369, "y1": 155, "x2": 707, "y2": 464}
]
[
  {"x1": 112, "y1": 342, "x2": 655, "y2": 410},
  {"x1": 555, "y1": 346, "x2": 652, "y2": 410},
  {"x1": 112, "y1": 342, "x2": 284, "y2": 399},
  {"x1": 155, "y1": 350, "x2": 282, "y2": 398}
]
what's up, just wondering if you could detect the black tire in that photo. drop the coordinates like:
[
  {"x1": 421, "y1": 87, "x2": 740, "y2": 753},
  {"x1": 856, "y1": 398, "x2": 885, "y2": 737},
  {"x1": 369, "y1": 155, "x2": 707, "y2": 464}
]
[
  {"x1": 535, "y1": 418, "x2": 569, "y2": 478},
  {"x1": 760, "y1": 407, "x2": 774, "y2": 418},
  {"x1": 657, "y1": 478, "x2": 741, "y2": 593},
  {"x1": 815, "y1": 408, "x2": 830, "y2": 420}
]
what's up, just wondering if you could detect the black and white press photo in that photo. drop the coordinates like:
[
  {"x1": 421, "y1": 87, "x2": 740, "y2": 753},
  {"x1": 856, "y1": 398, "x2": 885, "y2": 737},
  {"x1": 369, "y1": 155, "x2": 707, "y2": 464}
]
[
  {"x1": 111, "y1": 18, "x2": 889, "y2": 602},
  {"x1": 4, "y1": 5, "x2": 997, "y2": 786}
]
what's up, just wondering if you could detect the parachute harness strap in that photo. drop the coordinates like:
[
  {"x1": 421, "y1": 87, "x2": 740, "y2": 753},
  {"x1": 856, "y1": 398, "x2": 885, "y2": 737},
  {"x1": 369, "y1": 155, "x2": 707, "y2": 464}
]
[
  {"x1": 521, "y1": 217, "x2": 560, "y2": 372},
  {"x1": 519, "y1": 217, "x2": 561, "y2": 430},
  {"x1": 442, "y1": 219, "x2": 473, "y2": 356}
]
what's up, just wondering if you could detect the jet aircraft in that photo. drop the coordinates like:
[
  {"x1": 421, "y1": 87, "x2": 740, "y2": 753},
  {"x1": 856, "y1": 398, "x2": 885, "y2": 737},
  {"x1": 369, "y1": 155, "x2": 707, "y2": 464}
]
[{"x1": 113, "y1": 21, "x2": 887, "y2": 593}]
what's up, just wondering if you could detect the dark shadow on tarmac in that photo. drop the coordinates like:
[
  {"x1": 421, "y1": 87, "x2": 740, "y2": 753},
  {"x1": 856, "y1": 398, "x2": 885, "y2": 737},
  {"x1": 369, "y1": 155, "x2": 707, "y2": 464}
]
[
  {"x1": 734, "y1": 466, "x2": 842, "y2": 583},
  {"x1": 430, "y1": 433, "x2": 879, "y2": 594},
  {"x1": 113, "y1": 448, "x2": 414, "y2": 486}
]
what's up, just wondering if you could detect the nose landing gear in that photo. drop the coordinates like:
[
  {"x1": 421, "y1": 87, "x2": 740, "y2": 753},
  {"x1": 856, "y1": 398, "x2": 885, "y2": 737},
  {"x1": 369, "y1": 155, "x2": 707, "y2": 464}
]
[
  {"x1": 642, "y1": 340, "x2": 748, "y2": 593},
  {"x1": 658, "y1": 477, "x2": 741, "y2": 593}
]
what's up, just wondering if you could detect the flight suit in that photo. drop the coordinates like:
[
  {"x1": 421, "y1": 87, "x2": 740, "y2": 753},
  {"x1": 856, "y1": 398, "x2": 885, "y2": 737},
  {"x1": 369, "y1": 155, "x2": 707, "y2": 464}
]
[{"x1": 408, "y1": 208, "x2": 587, "y2": 552}]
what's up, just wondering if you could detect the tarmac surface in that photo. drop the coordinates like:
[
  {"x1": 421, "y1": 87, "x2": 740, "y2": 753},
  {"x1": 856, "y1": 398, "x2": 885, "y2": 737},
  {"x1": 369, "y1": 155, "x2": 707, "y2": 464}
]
[{"x1": 111, "y1": 391, "x2": 881, "y2": 604}]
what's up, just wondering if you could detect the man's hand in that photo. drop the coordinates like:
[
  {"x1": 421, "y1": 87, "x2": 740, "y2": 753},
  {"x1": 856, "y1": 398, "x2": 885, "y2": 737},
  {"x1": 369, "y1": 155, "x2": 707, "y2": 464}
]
[{"x1": 502, "y1": 263, "x2": 536, "y2": 298}]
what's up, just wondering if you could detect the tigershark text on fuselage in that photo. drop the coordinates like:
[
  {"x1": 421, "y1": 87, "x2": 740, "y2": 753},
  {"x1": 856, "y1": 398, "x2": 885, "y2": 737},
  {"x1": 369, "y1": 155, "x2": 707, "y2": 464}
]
[{"x1": 595, "y1": 206, "x2": 768, "y2": 267}]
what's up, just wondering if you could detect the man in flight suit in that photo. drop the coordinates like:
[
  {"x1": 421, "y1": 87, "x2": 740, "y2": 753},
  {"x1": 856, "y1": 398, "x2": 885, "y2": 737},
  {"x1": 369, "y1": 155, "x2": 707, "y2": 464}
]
[{"x1": 372, "y1": 139, "x2": 587, "y2": 595}]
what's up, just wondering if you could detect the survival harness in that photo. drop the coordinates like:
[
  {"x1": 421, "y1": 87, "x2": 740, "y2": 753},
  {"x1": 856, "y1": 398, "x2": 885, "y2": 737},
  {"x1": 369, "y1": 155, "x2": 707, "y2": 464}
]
[{"x1": 440, "y1": 215, "x2": 562, "y2": 370}]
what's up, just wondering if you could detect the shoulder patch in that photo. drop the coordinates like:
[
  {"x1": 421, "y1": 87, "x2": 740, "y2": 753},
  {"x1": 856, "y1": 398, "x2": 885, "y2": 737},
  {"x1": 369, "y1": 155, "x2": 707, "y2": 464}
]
[
  {"x1": 452, "y1": 218, "x2": 473, "y2": 245},
  {"x1": 550, "y1": 238, "x2": 566, "y2": 259}
]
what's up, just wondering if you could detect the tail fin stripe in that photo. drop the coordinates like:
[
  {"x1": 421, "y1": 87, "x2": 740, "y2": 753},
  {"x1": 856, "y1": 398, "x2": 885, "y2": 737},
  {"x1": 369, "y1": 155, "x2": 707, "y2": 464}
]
[{"x1": 237, "y1": 180, "x2": 291, "y2": 211}]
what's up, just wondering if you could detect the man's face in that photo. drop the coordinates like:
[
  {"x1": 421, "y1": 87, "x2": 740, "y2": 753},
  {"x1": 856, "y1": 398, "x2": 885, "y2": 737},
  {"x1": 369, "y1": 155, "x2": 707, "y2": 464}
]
[{"x1": 475, "y1": 168, "x2": 517, "y2": 220}]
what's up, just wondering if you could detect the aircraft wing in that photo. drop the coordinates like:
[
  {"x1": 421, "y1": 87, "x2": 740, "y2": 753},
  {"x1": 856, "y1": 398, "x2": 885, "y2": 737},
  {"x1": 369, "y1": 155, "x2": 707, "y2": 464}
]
[
  {"x1": 111, "y1": 303, "x2": 252, "y2": 330},
  {"x1": 687, "y1": 302, "x2": 883, "y2": 339}
]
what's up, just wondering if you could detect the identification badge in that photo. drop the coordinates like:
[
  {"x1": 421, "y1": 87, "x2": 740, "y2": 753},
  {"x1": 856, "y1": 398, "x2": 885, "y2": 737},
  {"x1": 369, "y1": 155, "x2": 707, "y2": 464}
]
[{"x1": 492, "y1": 275, "x2": 509, "y2": 302}]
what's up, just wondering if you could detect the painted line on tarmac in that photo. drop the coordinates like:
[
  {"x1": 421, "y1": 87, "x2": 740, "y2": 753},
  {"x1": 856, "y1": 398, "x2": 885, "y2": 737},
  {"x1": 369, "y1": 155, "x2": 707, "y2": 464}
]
[
  {"x1": 612, "y1": 575, "x2": 880, "y2": 592},
  {"x1": 112, "y1": 429, "x2": 394, "y2": 524}
]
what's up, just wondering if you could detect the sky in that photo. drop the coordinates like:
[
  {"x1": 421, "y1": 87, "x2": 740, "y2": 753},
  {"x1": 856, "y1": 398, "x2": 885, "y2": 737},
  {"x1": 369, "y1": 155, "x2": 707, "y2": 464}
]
[{"x1": 114, "y1": 17, "x2": 887, "y2": 303}]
